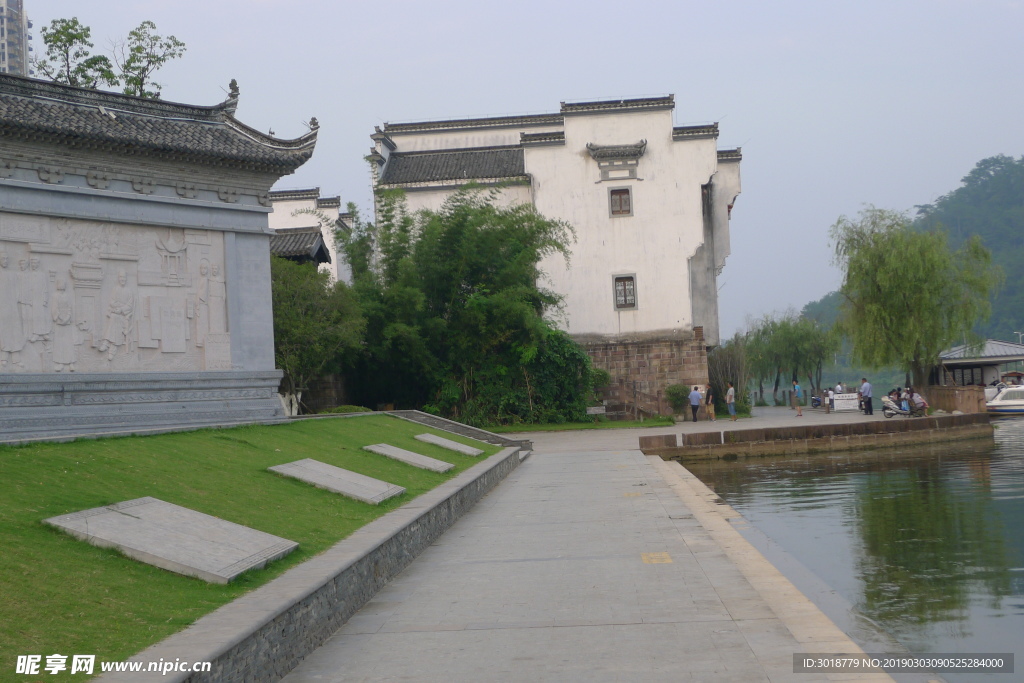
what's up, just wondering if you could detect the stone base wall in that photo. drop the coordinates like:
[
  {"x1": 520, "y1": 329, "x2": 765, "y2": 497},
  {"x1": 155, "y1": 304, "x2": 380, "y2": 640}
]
[
  {"x1": 0, "y1": 370, "x2": 285, "y2": 444},
  {"x1": 640, "y1": 413, "x2": 993, "y2": 460},
  {"x1": 583, "y1": 329, "x2": 709, "y2": 417},
  {"x1": 926, "y1": 384, "x2": 986, "y2": 414}
]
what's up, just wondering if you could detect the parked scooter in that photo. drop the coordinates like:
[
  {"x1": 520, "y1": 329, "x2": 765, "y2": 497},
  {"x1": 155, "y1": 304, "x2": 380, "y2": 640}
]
[{"x1": 881, "y1": 395, "x2": 927, "y2": 418}]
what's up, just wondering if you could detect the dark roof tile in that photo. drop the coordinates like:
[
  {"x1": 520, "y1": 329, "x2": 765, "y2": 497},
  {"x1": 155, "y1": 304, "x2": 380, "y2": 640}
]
[
  {"x1": 381, "y1": 147, "x2": 525, "y2": 185},
  {"x1": 270, "y1": 226, "x2": 331, "y2": 264}
]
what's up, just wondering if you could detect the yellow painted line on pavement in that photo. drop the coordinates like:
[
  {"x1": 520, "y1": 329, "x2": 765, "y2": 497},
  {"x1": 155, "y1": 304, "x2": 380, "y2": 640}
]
[{"x1": 641, "y1": 552, "x2": 672, "y2": 564}]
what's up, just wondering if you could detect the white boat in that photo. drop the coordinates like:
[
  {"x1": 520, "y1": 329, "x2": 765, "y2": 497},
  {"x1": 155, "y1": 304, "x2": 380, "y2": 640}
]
[{"x1": 986, "y1": 385, "x2": 1024, "y2": 415}]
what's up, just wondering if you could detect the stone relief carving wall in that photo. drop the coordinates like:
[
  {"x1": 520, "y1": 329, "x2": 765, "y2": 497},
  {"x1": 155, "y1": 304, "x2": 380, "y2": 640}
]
[{"x1": 0, "y1": 212, "x2": 230, "y2": 373}]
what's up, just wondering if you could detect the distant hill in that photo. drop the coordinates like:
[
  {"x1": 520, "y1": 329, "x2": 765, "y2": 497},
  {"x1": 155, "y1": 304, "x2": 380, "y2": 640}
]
[
  {"x1": 805, "y1": 154, "x2": 1024, "y2": 342},
  {"x1": 914, "y1": 154, "x2": 1024, "y2": 341}
]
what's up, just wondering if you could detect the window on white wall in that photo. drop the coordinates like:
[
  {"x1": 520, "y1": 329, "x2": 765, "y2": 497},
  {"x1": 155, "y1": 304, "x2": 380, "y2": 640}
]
[
  {"x1": 609, "y1": 188, "x2": 632, "y2": 216},
  {"x1": 614, "y1": 276, "x2": 636, "y2": 309}
]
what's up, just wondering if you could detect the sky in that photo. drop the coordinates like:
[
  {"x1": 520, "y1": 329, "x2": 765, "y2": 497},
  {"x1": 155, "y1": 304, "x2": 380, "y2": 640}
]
[{"x1": 31, "y1": 0, "x2": 1024, "y2": 336}]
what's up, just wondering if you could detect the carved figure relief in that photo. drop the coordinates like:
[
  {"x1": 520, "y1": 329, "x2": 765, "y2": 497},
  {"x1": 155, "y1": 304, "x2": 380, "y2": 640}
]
[
  {"x1": 51, "y1": 278, "x2": 80, "y2": 371},
  {"x1": 0, "y1": 213, "x2": 231, "y2": 374},
  {"x1": 209, "y1": 263, "x2": 227, "y2": 334},
  {"x1": 0, "y1": 251, "x2": 25, "y2": 369},
  {"x1": 97, "y1": 269, "x2": 135, "y2": 361},
  {"x1": 195, "y1": 261, "x2": 210, "y2": 347}
]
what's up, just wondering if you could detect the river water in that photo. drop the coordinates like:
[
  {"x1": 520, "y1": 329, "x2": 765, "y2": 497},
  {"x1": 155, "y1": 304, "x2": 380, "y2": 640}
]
[{"x1": 687, "y1": 417, "x2": 1024, "y2": 682}]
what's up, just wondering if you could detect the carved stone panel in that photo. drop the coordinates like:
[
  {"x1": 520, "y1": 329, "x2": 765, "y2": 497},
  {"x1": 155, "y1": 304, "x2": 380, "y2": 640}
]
[{"x1": 0, "y1": 212, "x2": 230, "y2": 374}]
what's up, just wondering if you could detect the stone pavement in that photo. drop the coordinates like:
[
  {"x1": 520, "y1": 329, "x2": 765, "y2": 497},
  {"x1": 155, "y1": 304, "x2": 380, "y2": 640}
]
[
  {"x1": 282, "y1": 418, "x2": 893, "y2": 682},
  {"x1": 505, "y1": 405, "x2": 894, "y2": 454}
]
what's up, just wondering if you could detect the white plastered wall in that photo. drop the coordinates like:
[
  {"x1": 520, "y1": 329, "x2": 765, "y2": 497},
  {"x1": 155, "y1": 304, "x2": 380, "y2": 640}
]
[{"x1": 526, "y1": 109, "x2": 718, "y2": 338}]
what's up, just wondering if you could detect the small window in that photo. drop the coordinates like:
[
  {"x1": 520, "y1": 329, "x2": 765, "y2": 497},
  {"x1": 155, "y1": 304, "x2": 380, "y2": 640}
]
[
  {"x1": 609, "y1": 188, "x2": 632, "y2": 216},
  {"x1": 614, "y1": 276, "x2": 636, "y2": 309}
]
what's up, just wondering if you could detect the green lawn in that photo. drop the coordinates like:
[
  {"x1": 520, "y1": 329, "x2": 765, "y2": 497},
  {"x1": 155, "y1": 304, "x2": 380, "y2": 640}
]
[
  {"x1": 487, "y1": 416, "x2": 675, "y2": 433},
  {"x1": 0, "y1": 416, "x2": 498, "y2": 680}
]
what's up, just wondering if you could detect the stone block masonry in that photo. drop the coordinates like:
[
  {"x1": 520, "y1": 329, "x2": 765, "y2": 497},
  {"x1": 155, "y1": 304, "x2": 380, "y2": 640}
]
[
  {"x1": 642, "y1": 413, "x2": 993, "y2": 461},
  {"x1": 585, "y1": 329, "x2": 709, "y2": 417}
]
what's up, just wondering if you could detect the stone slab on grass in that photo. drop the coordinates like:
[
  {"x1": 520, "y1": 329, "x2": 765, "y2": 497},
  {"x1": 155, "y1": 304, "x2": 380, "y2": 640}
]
[
  {"x1": 43, "y1": 497, "x2": 298, "y2": 584},
  {"x1": 415, "y1": 433, "x2": 484, "y2": 457},
  {"x1": 363, "y1": 443, "x2": 454, "y2": 473},
  {"x1": 269, "y1": 459, "x2": 405, "y2": 505}
]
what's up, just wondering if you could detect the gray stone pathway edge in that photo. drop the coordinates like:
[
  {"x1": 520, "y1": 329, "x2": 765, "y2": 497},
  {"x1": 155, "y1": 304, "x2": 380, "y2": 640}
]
[
  {"x1": 96, "y1": 444, "x2": 523, "y2": 683},
  {"x1": 649, "y1": 457, "x2": 896, "y2": 682}
]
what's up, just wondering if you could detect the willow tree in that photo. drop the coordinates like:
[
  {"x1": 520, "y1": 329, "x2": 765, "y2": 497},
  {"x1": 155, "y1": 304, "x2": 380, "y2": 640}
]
[{"x1": 830, "y1": 207, "x2": 1001, "y2": 388}]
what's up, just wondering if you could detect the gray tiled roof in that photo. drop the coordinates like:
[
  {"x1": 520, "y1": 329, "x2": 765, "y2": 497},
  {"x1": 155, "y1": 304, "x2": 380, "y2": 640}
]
[
  {"x1": 380, "y1": 147, "x2": 526, "y2": 185},
  {"x1": 383, "y1": 113, "x2": 562, "y2": 135},
  {"x1": 0, "y1": 74, "x2": 316, "y2": 173},
  {"x1": 561, "y1": 96, "x2": 674, "y2": 115},
  {"x1": 270, "y1": 226, "x2": 331, "y2": 264},
  {"x1": 940, "y1": 339, "x2": 1024, "y2": 362},
  {"x1": 672, "y1": 124, "x2": 719, "y2": 141}
]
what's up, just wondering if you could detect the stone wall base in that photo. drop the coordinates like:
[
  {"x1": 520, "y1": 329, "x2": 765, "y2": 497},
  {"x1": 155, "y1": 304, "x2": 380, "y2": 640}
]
[
  {"x1": 582, "y1": 329, "x2": 709, "y2": 417},
  {"x1": 0, "y1": 370, "x2": 285, "y2": 444},
  {"x1": 641, "y1": 413, "x2": 993, "y2": 461}
]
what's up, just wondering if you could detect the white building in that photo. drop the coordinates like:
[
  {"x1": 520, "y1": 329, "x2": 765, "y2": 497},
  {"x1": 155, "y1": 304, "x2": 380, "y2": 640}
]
[
  {"x1": 268, "y1": 188, "x2": 351, "y2": 283},
  {"x1": 369, "y1": 96, "x2": 741, "y2": 414}
]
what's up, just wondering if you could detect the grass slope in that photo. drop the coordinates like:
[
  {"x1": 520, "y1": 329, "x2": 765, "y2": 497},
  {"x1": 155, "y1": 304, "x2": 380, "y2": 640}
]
[{"x1": 0, "y1": 415, "x2": 498, "y2": 679}]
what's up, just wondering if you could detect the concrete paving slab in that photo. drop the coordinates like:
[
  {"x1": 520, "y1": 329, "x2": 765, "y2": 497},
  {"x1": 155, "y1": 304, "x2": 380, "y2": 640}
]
[
  {"x1": 268, "y1": 458, "x2": 405, "y2": 504},
  {"x1": 363, "y1": 443, "x2": 454, "y2": 472},
  {"x1": 415, "y1": 432, "x2": 485, "y2": 456},
  {"x1": 283, "y1": 444, "x2": 892, "y2": 682},
  {"x1": 44, "y1": 497, "x2": 298, "y2": 584}
]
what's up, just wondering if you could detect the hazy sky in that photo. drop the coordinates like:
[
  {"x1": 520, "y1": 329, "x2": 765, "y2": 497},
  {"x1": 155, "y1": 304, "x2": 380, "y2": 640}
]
[{"x1": 32, "y1": 0, "x2": 1024, "y2": 335}]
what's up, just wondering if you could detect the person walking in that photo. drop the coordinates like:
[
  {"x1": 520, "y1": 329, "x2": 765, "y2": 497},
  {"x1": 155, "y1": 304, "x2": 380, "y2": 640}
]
[
  {"x1": 828, "y1": 386, "x2": 835, "y2": 412},
  {"x1": 860, "y1": 377, "x2": 873, "y2": 415},
  {"x1": 704, "y1": 383, "x2": 716, "y2": 421},
  {"x1": 688, "y1": 385, "x2": 702, "y2": 423},
  {"x1": 792, "y1": 379, "x2": 803, "y2": 417},
  {"x1": 726, "y1": 381, "x2": 737, "y2": 421},
  {"x1": 823, "y1": 387, "x2": 831, "y2": 414}
]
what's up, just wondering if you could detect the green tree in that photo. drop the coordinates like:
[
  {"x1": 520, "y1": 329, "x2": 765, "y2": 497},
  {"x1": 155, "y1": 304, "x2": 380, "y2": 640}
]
[
  {"x1": 340, "y1": 187, "x2": 592, "y2": 425},
  {"x1": 112, "y1": 21, "x2": 186, "y2": 98},
  {"x1": 34, "y1": 18, "x2": 117, "y2": 89},
  {"x1": 830, "y1": 207, "x2": 1002, "y2": 387},
  {"x1": 270, "y1": 256, "x2": 364, "y2": 415}
]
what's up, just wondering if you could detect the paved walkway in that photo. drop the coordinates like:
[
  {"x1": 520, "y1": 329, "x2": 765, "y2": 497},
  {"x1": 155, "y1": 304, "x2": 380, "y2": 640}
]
[
  {"x1": 283, "y1": 412, "x2": 894, "y2": 682},
  {"x1": 505, "y1": 405, "x2": 894, "y2": 453}
]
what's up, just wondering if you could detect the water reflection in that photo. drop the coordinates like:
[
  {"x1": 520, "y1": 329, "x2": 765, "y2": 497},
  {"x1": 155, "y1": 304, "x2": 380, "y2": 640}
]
[{"x1": 688, "y1": 419, "x2": 1024, "y2": 678}]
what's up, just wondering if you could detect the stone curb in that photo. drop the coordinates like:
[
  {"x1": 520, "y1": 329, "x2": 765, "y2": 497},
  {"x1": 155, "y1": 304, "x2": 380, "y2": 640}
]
[{"x1": 96, "y1": 444, "x2": 523, "y2": 683}]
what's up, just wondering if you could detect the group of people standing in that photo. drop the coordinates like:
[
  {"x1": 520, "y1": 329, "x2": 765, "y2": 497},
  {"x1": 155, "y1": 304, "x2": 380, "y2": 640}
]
[
  {"x1": 811, "y1": 378, "x2": 875, "y2": 415},
  {"x1": 687, "y1": 382, "x2": 739, "y2": 423}
]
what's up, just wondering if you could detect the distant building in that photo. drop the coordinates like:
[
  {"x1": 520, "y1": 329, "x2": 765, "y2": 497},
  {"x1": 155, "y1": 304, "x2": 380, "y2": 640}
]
[
  {"x1": 935, "y1": 339, "x2": 1024, "y2": 386},
  {"x1": 370, "y1": 95, "x2": 741, "y2": 415},
  {"x1": 268, "y1": 188, "x2": 351, "y2": 283},
  {"x1": 0, "y1": 0, "x2": 31, "y2": 77}
]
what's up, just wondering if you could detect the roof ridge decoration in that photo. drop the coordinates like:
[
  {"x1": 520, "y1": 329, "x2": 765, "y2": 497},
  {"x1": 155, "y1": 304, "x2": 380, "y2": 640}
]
[
  {"x1": 520, "y1": 131, "x2": 565, "y2": 147},
  {"x1": 382, "y1": 113, "x2": 563, "y2": 135},
  {"x1": 717, "y1": 147, "x2": 742, "y2": 162},
  {"x1": 389, "y1": 144, "x2": 523, "y2": 157},
  {"x1": 268, "y1": 188, "x2": 322, "y2": 201},
  {"x1": 586, "y1": 140, "x2": 647, "y2": 161},
  {"x1": 561, "y1": 95, "x2": 674, "y2": 116},
  {"x1": 673, "y1": 123, "x2": 719, "y2": 141}
]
